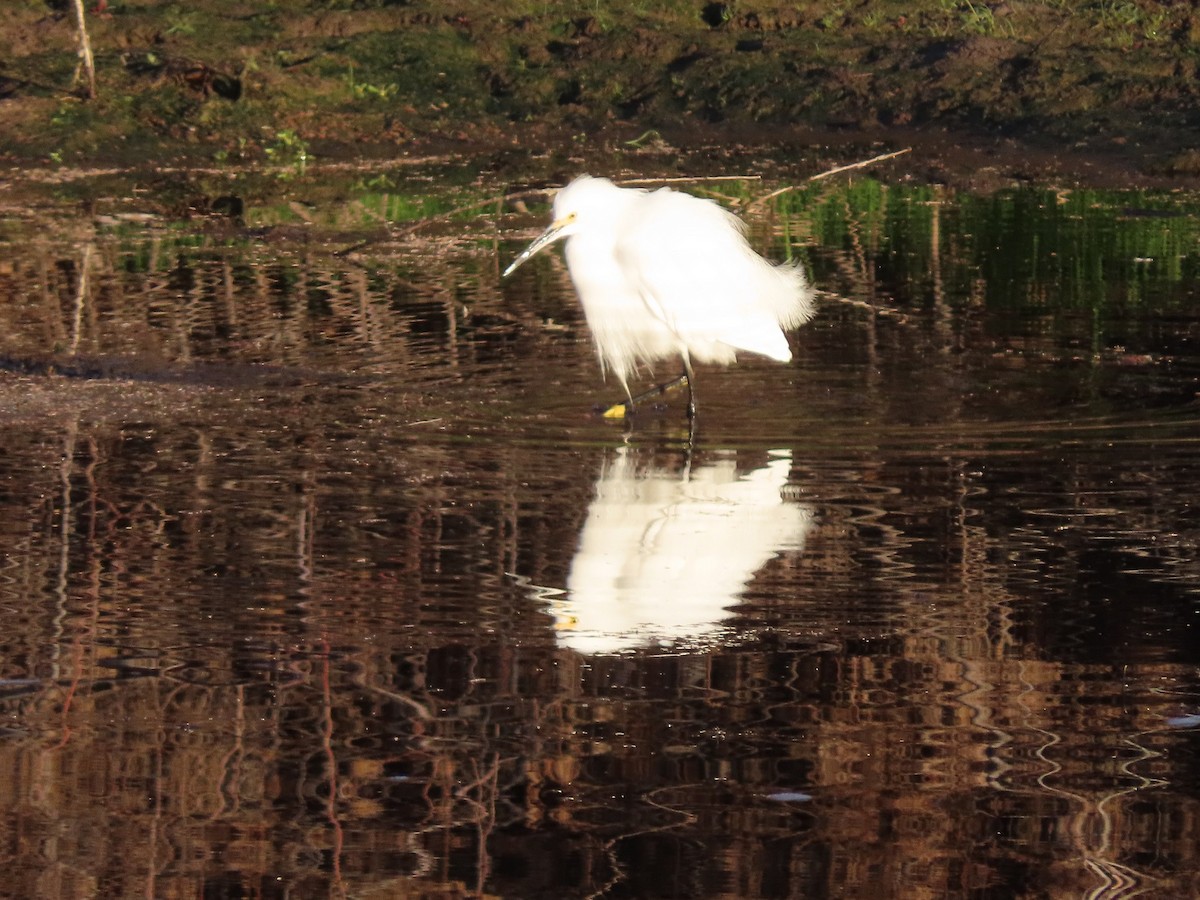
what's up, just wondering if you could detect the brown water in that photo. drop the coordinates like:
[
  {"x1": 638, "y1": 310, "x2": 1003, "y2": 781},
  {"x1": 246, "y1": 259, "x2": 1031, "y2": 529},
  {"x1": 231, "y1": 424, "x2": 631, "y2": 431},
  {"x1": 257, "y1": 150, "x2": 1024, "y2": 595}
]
[{"x1": 1, "y1": 172, "x2": 1199, "y2": 898}]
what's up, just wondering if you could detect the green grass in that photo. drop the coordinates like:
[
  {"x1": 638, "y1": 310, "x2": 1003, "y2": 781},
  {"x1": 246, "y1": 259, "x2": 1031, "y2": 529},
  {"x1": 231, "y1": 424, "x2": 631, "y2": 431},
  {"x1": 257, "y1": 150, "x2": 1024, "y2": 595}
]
[{"x1": 2, "y1": 0, "x2": 1198, "y2": 165}]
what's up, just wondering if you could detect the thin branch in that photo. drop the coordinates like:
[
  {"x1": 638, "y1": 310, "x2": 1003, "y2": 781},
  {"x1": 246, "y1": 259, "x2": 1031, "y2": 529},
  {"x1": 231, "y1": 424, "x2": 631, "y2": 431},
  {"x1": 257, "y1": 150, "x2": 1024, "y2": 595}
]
[
  {"x1": 812, "y1": 288, "x2": 910, "y2": 323},
  {"x1": 807, "y1": 146, "x2": 912, "y2": 182},
  {"x1": 618, "y1": 174, "x2": 762, "y2": 186},
  {"x1": 69, "y1": 0, "x2": 96, "y2": 99},
  {"x1": 749, "y1": 147, "x2": 913, "y2": 209}
]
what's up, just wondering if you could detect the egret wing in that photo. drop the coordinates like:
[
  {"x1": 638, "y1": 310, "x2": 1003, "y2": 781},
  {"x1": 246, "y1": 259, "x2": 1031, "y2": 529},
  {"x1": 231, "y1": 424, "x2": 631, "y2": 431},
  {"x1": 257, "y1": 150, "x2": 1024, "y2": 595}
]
[{"x1": 614, "y1": 188, "x2": 812, "y2": 364}]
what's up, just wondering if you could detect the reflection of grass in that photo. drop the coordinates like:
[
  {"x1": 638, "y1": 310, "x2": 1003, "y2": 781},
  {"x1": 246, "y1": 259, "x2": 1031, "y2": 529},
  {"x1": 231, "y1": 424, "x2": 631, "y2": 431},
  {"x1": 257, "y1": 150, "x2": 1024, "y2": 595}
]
[
  {"x1": 777, "y1": 179, "x2": 1200, "y2": 312},
  {"x1": 240, "y1": 181, "x2": 482, "y2": 230},
  {"x1": 14, "y1": 165, "x2": 1200, "y2": 349}
]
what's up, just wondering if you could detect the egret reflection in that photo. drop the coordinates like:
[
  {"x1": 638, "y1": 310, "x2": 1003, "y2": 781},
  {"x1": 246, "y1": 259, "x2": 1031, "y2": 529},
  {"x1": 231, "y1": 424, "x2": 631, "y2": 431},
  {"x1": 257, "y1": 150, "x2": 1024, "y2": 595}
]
[{"x1": 549, "y1": 448, "x2": 813, "y2": 654}]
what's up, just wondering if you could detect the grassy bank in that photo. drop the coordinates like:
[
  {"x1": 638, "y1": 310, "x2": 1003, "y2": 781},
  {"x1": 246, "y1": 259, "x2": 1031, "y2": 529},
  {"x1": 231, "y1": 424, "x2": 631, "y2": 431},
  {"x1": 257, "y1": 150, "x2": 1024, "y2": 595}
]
[{"x1": 3, "y1": 1, "x2": 1199, "y2": 174}]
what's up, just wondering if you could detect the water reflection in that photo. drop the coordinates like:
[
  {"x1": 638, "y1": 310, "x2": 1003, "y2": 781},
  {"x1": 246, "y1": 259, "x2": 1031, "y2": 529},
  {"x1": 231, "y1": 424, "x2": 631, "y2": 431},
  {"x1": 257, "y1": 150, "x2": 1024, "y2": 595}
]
[
  {"x1": 2, "y1": 172, "x2": 1200, "y2": 897},
  {"x1": 549, "y1": 448, "x2": 813, "y2": 654}
]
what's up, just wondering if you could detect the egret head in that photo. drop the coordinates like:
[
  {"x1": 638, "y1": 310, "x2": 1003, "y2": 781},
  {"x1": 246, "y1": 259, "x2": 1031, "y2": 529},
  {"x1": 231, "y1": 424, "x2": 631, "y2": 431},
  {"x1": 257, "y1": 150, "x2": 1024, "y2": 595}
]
[{"x1": 502, "y1": 176, "x2": 620, "y2": 277}]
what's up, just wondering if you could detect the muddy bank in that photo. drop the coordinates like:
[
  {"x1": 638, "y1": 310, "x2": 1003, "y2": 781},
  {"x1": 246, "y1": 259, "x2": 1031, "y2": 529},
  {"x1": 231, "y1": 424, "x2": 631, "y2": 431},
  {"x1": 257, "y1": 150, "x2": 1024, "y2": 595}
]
[{"x1": 2, "y1": 2, "x2": 1200, "y2": 187}]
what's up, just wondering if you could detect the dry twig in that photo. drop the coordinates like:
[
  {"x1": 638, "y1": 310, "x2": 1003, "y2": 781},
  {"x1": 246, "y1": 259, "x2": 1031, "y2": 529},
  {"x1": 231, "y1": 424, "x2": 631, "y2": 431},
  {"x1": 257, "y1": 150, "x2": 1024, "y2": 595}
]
[
  {"x1": 69, "y1": 0, "x2": 96, "y2": 99},
  {"x1": 748, "y1": 147, "x2": 912, "y2": 209}
]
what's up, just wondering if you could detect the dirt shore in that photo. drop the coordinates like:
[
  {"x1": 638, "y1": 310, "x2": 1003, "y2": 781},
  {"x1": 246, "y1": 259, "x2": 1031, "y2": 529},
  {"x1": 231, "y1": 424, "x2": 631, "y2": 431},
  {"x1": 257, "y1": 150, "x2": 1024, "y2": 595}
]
[{"x1": 3, "y1": 2, "x2": 1200, "y2": 190}]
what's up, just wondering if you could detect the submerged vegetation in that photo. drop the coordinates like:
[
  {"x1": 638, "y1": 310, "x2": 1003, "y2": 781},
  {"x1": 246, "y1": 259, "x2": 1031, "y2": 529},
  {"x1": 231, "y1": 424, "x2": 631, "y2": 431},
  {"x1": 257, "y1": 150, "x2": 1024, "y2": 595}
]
[{"x1": 3, "y1": 1, "x2": 1200, "y2": 174}]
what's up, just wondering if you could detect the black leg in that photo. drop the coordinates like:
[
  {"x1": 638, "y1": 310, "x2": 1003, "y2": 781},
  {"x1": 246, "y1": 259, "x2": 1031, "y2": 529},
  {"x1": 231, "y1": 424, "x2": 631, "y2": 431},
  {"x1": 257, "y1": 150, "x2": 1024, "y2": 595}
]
[
  {"x1": 602, "y1": 373, "x2": 689, "y2": 418},
  {"x1": 682, "y1": 357, "x2": 697, "y2": 419},
  {"x1": 630, "y1": 373, "x2": 689, "y2": 407}
]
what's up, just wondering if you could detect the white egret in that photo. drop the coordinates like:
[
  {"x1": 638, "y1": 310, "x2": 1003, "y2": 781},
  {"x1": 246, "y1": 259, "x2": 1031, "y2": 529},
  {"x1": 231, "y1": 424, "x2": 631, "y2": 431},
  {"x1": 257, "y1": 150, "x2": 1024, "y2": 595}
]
[{"x1": 503, "y1": 175, "x2": 815, "y2": 418}]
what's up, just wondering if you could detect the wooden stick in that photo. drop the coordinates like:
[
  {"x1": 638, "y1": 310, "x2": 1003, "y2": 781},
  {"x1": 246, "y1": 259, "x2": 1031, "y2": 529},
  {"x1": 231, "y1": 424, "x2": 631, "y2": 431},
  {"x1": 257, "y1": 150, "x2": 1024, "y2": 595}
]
[
  {"x1": 807, "y1": 146, "x2": 912, "y2": 182},
  {"x1": 618, "y1": 174, "x2": 762, "y2": 187},
  {"x1": 811, "y1": 288, "x2": 910, "y2": 323},
  {"x1": 749, "y1": 147, "x2": 913, "y2": 209},
  {"x1": 69, "y1": 0, "x2": 96, "y2": 99}
]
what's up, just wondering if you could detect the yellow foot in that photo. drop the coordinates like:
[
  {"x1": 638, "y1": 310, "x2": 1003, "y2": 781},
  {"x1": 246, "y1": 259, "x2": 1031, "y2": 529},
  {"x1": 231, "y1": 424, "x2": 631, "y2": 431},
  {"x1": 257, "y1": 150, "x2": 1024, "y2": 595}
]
[{"x1": 602, "y1": 402, "x2": 628, "y2": 419}]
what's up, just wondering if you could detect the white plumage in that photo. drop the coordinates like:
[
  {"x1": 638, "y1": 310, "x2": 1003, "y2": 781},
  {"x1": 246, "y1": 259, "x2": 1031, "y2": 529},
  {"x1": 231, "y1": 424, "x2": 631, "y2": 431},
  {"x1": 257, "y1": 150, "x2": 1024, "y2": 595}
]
[
  {"x1": 504, "y1": 175, "x2": 815, "y2": 416},
  {"x1": 552, "y1": 449, "x2": 813, "y2": 654}
]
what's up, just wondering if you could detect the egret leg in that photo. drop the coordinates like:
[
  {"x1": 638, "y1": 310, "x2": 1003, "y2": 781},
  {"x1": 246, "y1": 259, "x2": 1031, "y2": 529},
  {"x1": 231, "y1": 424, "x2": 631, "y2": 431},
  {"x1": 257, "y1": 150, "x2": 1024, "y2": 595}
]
[
  {"x1": 602, "y1": 373, "x2": 689, "y2": 419},
  {"x1": 682, "y1": 356, "x2": 697, "y2": 420}
]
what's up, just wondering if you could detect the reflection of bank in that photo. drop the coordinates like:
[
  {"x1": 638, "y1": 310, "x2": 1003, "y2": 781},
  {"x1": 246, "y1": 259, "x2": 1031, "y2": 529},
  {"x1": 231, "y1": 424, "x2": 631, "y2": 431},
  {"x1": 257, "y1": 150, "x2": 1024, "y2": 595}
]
[{"x1": 549, "y1": 448, "x2": 813, "y2": 654}]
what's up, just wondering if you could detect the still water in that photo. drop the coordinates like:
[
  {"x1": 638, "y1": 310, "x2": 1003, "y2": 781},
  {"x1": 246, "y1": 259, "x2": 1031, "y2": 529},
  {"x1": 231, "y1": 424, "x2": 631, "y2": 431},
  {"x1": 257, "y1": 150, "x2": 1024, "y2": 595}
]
[{"x1": 1, "y1": 167, "x2": 1199, "y2": 898}]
